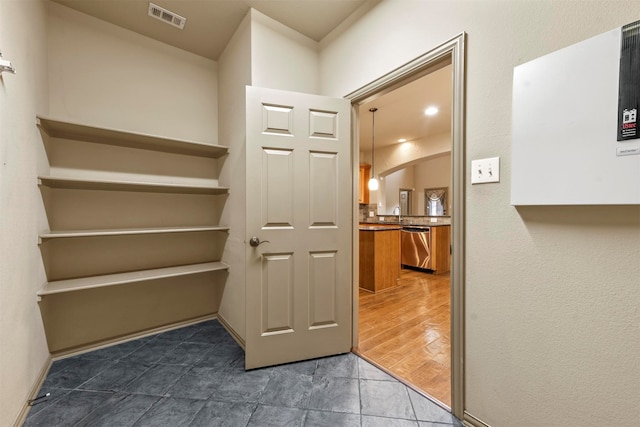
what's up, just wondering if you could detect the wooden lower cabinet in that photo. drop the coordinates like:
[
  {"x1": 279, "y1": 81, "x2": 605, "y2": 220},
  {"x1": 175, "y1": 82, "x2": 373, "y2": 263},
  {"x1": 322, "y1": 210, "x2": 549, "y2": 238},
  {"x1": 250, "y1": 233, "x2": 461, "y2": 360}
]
[
  {"x1": 430, "y1": 225, "x2": 451, "y2": 274},
  {"x1": 359, "y1": 227, "x2": 400, "y2": 293}
]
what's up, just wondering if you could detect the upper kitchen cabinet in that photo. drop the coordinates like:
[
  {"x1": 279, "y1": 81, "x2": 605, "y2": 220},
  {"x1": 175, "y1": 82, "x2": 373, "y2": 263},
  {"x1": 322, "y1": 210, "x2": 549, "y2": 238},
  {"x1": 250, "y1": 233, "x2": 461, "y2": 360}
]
[{"x1": 359, "y1": 163, "x2": 371, "y2": 204}]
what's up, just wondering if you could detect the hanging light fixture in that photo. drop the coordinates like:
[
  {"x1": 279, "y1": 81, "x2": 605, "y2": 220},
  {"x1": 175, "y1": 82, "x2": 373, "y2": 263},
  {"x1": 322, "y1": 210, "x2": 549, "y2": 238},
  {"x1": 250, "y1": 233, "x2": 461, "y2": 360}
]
[{"x1": 368, "y1": 107, "x2": 379, "y2": 191}]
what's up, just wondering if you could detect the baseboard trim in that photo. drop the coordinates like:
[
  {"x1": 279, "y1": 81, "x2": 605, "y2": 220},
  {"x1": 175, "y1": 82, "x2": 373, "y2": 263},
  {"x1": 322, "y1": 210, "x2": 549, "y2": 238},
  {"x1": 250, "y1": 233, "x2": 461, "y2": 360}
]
[
  {"x1": 50, "y1": 314, "x2": 216, "y2": 360},
  {"x1": 463, "y1": 411, "x2": 492, "y2": 427},
  {"x1": 13, "y1": 355, "x2": 52, "y2": 427},
  {"x1": 216, "y1": 313, "x2": 245, "y2": 350}
]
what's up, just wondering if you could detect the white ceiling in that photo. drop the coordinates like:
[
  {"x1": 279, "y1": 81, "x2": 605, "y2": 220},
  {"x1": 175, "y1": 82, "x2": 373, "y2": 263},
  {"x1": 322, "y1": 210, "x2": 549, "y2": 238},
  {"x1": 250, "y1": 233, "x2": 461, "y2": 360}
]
[
  {"x1": 51, "y1": 0, "x2": 371, "y2": 60},
  {"x1": 51, "y1": 0, "x2": 451, "y2": 153},
  {"x1": 358, "y1": 64, "x2": 452, "y2": 151}
]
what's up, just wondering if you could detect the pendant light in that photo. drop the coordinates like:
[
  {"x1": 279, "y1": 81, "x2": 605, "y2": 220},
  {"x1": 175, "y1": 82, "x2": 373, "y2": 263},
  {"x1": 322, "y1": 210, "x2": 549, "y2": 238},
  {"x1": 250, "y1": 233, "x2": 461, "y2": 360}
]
[{"x1": 368, "y1": 107, "x2": 379, "y2": 191}]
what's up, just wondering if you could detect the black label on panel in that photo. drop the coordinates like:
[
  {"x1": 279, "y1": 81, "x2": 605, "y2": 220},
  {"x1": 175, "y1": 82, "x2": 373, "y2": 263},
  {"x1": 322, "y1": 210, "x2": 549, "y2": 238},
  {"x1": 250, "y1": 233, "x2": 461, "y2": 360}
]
[{"x1": 618, "y1": 20, "x2": 640, "y2": 141}]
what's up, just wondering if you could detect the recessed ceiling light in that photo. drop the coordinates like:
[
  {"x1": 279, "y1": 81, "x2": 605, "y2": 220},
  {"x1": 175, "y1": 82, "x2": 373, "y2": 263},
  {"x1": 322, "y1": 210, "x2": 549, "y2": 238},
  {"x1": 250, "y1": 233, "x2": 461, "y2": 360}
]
[
  {"x1": 398, "y1": 138, "x2": 407, "y2": 143},
  {"x1": 424, "y1": 106, "x2": 439, "y2": 116}
]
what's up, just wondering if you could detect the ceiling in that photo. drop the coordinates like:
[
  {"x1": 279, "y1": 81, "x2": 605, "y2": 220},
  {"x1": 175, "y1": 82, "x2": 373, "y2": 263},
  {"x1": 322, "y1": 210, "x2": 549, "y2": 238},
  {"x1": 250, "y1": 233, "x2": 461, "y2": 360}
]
[
  {"x1": 51, "y1": 0, "x2": 371, "y2": 61},
  {"x1": 358, "y1": 64, "x2": 452, "y2": 152},
  {"x1": 51, "y1": 0, "x2": 451, "y2": 154}
]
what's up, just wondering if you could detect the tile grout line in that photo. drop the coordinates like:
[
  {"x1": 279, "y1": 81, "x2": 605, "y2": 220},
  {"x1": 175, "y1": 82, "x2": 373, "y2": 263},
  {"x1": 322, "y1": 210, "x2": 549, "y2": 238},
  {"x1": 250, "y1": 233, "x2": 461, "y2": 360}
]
[
  {"x1": 27, "y1": 321, "x2": 460, "y2": 427},
  {"x1": 405, "y1": 382, "x2": 420, "y2": 424},
  {"x1": 357, "y1": 356, "x2": 364, "y2": 427}
]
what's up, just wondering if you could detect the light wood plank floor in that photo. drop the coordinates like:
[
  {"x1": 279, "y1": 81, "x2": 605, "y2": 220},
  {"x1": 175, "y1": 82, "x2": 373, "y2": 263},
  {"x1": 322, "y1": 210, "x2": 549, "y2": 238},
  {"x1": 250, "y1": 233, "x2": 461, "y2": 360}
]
[{"x1": 357, "y1": 269, "x2": 451, "y2": 407}]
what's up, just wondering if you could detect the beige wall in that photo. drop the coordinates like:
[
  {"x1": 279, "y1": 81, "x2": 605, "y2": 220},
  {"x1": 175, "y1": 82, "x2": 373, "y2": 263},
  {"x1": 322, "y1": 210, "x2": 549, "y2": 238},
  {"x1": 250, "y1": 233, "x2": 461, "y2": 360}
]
[
  {"x1": 218, "y1": 9, "x2": 322, "y2": 342},
  {"x1": 321, "y1": 1, "x2": 640, "y2": 426},
  {"x1": 414, "y1": 154, "x2": 452, "y2": 215},
  {"x1": 382, "y1": 165, "x2": 415, "y2": 214},
  {"x1": 250, "y1": 9, "x2": 320, "y2": 94},
  {"x1": 382, "y1": 153, "x2": 452, "y2": 216},
  {"x1": 217, "y1": 13, "x2": 252, "y2": 341},
  {"x1": 40, "y1": 3, "x2": 223, "y2": 353},
  {"x1": 0, "y1": 1, "x2": 50, "y2": 425},
  {"x1": 2, "y1": 2, "x2": 223, "y2": 422},
  {"x1": 364, "y1": 131, "x2": 451, "y2": 212},
  {"x1": 47, "y1": 2, "x2": 218, "y2": 143},
  {"x1": 4, "y1": 1, "x2": 639, "y2": 425}
]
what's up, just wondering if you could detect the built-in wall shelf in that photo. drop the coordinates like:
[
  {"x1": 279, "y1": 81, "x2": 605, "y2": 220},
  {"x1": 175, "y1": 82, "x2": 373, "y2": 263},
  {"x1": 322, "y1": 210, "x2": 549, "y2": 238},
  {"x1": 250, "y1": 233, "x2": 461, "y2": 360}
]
[
  {"x1": 38, "y1": 176, "x2": 229, "y2": 195},
  {"x1": 39, "y1": 226, "x2": 229, "y2": 243},
  {"x1": 36, "y1": 114, "x2": 230, "y2": 353},
  {"x1": 36, "y1": 116, "x2": 228, "y2": 158},
  {"x1": 38, "y1": 262, "x2": 229, "y2": 297}
]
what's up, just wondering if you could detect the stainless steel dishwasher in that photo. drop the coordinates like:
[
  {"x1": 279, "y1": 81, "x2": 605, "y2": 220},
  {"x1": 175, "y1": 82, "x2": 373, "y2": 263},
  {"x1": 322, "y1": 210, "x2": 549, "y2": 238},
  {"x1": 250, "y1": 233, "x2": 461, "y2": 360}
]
[{"x1": 401, "y1": 227, "x2": 431, "y2": 269}]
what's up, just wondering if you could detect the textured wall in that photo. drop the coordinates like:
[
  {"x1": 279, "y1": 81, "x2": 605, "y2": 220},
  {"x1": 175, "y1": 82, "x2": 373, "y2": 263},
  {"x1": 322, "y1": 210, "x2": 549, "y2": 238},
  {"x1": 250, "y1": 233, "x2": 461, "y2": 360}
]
[
  {"x1": 0, "y1": 1, "x2": 50, "y2": 425},
  {"x1": 217, "y1": 12, "x2": 252, "y2": 341},
  {"x1": 47, "y1": 2, "x2": 218, "y2": 143},
  {"x1": 250, "y1": 9, "x2": 320, "y2": 94},
  {"x1": 217, "y1": 9, "x2": 322, "y2": 341},
  {"x1": 383, "y1": 165, "x2": 415, "y2": 214},
  {"x1": 320, "y1": 1, "x2": 640, "y2": 426},
  {"x1": 414, "y1": 154, "x2": 452, "y2": 215}
]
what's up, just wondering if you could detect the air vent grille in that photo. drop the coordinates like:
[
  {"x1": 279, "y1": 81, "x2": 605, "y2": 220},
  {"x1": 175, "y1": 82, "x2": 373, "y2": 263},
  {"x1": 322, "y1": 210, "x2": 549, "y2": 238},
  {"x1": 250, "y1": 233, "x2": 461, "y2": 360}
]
[{"x1": 148, "y1": 3, "x2": 186, "y2": 30}]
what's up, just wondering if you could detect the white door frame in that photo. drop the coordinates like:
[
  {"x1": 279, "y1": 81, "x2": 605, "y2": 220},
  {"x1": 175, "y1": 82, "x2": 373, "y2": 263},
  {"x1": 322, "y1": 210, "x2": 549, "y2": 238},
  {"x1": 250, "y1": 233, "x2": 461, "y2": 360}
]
[{"x1": 345, "y1": 33, "x2": 466, "y2": 420}]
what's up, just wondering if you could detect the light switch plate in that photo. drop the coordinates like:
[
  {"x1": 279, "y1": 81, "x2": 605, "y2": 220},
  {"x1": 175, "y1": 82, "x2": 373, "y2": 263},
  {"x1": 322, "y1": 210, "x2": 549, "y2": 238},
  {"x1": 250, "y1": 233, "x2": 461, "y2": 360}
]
[{"x1": 471, "y1": 157, "x2": 500, "y2": 184}]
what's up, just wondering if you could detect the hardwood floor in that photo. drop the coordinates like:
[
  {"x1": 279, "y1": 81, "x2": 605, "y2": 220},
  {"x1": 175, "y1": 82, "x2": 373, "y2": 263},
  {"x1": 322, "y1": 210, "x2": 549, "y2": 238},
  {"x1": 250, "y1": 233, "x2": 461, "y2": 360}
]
[{"x1": 357, "y1": 269, "x2": 451, "y2": 407}]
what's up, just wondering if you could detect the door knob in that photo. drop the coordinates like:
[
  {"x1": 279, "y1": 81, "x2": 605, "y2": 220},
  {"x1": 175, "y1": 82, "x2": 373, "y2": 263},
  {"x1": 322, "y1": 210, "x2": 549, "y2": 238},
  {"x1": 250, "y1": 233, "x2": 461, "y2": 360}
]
[{"x1": 249, "y1": 236, "x2": 270, "y2": 247}]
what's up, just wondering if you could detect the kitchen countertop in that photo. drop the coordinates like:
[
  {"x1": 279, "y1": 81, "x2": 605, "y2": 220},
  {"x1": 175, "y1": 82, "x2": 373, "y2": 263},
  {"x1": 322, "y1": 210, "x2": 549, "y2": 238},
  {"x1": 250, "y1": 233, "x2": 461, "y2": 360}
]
[
  {"x1": 359, "y1": 225, "x2": 402, "y2": 231},
  {"x1": 360, "y1": 222, "x2": 451, "y2": 228}
]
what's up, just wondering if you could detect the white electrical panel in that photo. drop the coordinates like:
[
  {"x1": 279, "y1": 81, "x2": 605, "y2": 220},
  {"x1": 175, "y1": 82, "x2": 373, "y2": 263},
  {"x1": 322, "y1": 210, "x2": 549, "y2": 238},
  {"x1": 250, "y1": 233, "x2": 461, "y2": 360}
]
[{"x1": 511, "y1": 22, "x2": 640, "y2": 205}]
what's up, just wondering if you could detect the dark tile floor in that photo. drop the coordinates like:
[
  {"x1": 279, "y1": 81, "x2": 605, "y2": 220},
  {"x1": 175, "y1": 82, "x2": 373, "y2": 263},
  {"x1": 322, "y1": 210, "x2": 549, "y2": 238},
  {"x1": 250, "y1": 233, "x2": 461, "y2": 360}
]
[{"x1": 24, "y1": 320, "x2": 463, "y2": 426}]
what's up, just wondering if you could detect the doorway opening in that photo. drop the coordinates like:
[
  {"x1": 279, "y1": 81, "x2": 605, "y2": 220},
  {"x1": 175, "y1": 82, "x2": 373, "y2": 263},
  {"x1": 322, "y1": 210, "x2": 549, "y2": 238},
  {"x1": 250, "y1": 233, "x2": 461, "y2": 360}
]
[
  {"x1": 347, "y1": 33, "x2": 465, "y2": 418},
  {"x1": 398, "y1": 189, "x2": 413, "y2": 216}
]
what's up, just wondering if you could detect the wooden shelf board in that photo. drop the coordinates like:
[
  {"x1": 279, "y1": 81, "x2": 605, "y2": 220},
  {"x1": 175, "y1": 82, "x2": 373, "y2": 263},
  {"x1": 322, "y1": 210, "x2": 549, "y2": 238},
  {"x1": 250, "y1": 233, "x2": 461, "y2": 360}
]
[
  {"x1": 38, "y1": 262, "x2": 229, "y2": 296},
  {"x1": 37, "y1": 116, "x2": 228, "y2": 158},
  {"x1": 38, "y1": 176, "x2": 229, "y2": 195},
  {"x1": 39, "y1": 226, "x2": 229, "y2": 241}
]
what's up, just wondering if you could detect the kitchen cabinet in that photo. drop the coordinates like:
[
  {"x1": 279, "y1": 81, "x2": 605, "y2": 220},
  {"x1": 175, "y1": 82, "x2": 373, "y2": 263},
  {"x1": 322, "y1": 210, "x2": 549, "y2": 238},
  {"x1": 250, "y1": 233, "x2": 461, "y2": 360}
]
[
  {"x1": 359, "y1": 225, "x2": 401, "y2": 293},
  {"x1": 359, "y1": 164, "x2": 371, "y2": 204},
  {"x1": 430, "y1": 225, "x2": 451, "y2": 274}
]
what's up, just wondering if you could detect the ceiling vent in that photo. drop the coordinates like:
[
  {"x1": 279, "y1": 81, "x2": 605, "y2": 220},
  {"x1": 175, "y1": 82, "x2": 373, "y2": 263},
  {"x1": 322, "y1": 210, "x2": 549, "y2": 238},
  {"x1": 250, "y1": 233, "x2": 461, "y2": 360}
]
[{"x1": 148, "y1": 3, "x2": 186, "y2": 30}]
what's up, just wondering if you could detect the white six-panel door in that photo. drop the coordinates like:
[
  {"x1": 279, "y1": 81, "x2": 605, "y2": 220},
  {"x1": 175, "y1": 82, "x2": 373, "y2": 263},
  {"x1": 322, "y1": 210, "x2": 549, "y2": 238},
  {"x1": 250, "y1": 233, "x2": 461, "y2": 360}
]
[{"x1": 245, "y1": 86, "x2": 352, "y2": 369}]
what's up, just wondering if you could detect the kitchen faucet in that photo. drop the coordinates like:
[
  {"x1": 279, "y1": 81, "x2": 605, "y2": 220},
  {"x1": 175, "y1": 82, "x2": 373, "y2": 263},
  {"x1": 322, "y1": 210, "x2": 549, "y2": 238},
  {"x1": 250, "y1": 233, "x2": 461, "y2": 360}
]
[{"x1": 392, "y1": 206, "x2": 402, "y2": 224}]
